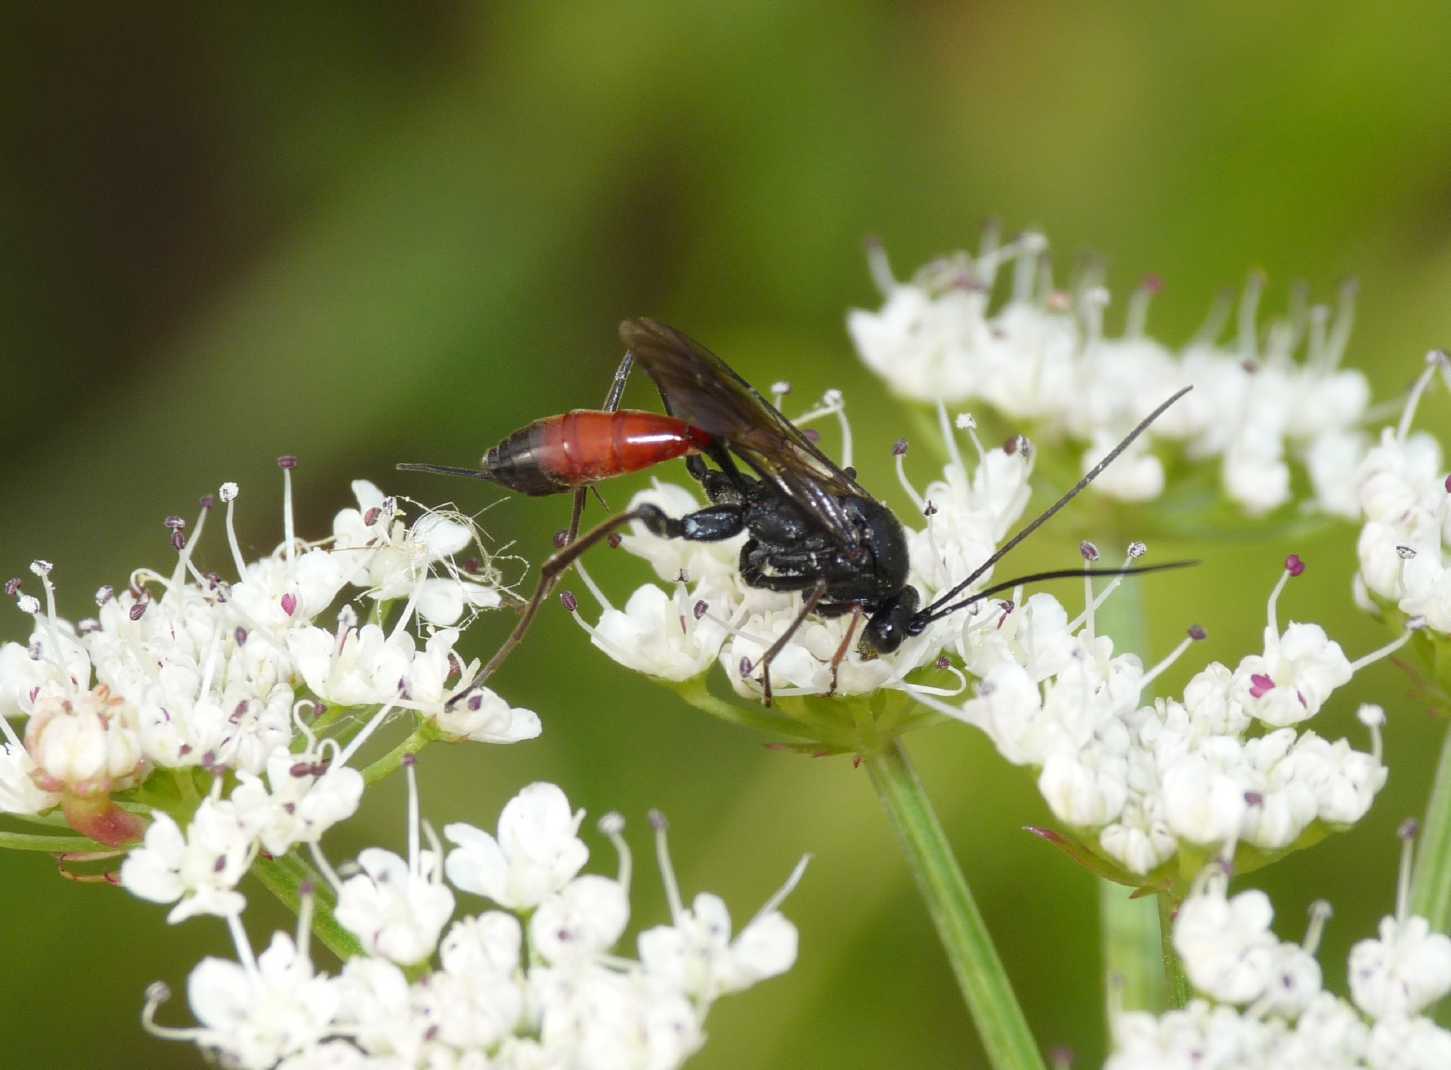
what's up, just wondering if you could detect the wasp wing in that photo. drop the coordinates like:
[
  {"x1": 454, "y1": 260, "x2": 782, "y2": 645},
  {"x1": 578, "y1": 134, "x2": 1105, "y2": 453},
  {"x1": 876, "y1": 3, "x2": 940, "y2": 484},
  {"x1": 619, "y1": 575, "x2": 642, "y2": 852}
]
[{"x1": 620, "y1": 318, "x2": 867, "y2": 545}]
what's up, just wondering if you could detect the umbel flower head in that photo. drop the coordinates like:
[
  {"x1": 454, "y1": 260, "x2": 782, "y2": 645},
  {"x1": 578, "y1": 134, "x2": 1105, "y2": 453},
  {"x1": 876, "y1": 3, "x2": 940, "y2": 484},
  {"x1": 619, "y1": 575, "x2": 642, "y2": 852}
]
[
  {"x1": 566, "y1": 362, "x2": 1396, "y2": 887},
  {"x1": 847, "y1": 227, "x2": 1370, "y2": 519},
  {"x1": 141, "y1": 767, "x2": 807, "y2": 1070},
  {"x1": 1108, "y1": 822, "x2": 1451, "y2": 1070},
  {"x1": 0, "y1": 463, "x2": 535, "y2": 857},
  {"x1": 1349, "y1": 351, "x2": 1451, "y2": 677}
]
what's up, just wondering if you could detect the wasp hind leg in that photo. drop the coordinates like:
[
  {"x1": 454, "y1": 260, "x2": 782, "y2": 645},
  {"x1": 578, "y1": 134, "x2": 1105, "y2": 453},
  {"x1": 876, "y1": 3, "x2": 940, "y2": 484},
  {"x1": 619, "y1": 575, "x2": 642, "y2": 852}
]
[{"x1": 466, "y1": 501, "x2": 747, "y2": 699}]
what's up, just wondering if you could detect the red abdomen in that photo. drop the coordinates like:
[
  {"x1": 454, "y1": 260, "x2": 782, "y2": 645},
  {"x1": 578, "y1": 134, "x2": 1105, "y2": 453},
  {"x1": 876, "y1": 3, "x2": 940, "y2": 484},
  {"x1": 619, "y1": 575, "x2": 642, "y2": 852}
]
[{"x1": 482, "y1": 409, "x2": 714, "y2": 496}]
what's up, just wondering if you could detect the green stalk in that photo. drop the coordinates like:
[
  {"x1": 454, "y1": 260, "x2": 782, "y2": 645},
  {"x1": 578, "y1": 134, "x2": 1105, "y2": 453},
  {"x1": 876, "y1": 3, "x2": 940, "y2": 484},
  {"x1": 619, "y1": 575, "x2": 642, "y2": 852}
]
[
  {"x1": 865, "y1": 738, "x2": 1046, "y2": 1070},
  {"x1": 1156, "y1": 893, "x2": 1190, "y2": 1008},
  {"x1": 0, "y1": 830, "x2": 104, "y2": 851},
  {"x1": 1093, "y1": 576, "x2": 1171, "y2": 1014},
  {"x1": 361, "y1": 724, "x2": 435, "y2": 786},
  {"x1": 1411, "y1": 719, "x2": 1451, "y2": 926},
  {"x1": 252, "y1": 854, "x2": 363, "y2": 963},
  {"x1": 1099, "y1": 883, "x2": 1164, "y2": 1013}
]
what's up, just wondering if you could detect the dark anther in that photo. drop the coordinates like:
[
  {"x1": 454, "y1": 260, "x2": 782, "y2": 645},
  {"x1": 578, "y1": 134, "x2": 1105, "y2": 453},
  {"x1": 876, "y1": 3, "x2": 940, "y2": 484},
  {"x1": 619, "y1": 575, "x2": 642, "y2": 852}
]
[
  {"x1": 1188, "y1": 625, "x2": 1207, "y2": 641},
  {"x1": 553, "y1": 529, "x2": 570, "y2": 549},
  {"x1": 1285, "y1": 553, "x2": 1306, "y2": 576},
  {"x1": 163, "y1": 515, "x2": 186, "y2": 530},
  {"x1": 129, "y1": 602, "x2": 147, "y2": 621},
  {"x1": 560, "y1": 590, "x2": 579, "y2": 613},
  {"x1": 198, "y1": 494, "x2": 216, "y2": 510},
  {"x1": 276, "y1": 455, "x2": 299, "y2": 469},
  {"x1": 739, "y1": 657, "x2": 753, "y2": 677},
  {"x1": 892, "y1": 438, "x2": 908, "y2": 457},
  {"x1": 3, "y1": 578, "x2": 20, "y2": 597},
  {"x1": 607, "y1": 533, "x2": 623, "y2": 549},
  {"x1": 693, "y1": 600, "x2": 708, "y2": 620}
]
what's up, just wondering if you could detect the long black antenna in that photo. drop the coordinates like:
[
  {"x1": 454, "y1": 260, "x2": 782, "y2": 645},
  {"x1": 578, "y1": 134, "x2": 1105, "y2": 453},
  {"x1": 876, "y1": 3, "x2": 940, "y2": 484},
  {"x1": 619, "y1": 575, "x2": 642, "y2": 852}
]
[
  {"x1": 921, "y1": 560, "x2": 1196, "y2": 624},
  {"x1": 920, "y1": 386, "x2": 1192, "y2": 617}
]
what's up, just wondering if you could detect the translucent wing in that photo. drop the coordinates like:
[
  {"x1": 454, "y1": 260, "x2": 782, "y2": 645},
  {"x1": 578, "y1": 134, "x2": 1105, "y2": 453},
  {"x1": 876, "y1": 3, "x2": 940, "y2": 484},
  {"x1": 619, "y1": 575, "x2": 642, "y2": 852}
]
[{"x1": 619, "y1": 318, "x2": 867, "y2": 544}]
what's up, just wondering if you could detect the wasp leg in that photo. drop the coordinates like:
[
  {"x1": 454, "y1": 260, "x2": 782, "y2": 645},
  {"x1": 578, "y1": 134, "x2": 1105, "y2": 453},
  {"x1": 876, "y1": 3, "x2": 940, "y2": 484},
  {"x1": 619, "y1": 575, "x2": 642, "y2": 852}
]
[
  {"x1": 563, "y1": 349, "x2": 639, "y2": 544},
  {"x1": 827, "y1": 604, "x2": 865, "y2": 696},
  {"x1": 751, "y1": 580, "x2": 828, "y2": 706},
  {"x1": 56, "y1": 849, "x2": 124, "y2": 885},
  {"x1": 522, "y1": 349, "x2": 637, "y2": 671},
  {"x1": 472, "y1": 503, "x2": 746, "y2": 693}
]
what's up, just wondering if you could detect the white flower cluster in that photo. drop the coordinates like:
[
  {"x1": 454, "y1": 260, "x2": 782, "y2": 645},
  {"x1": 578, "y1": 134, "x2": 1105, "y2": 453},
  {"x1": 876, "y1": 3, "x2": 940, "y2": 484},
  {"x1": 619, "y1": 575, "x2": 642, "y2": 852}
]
[
  {"x1": 1353, "y1": 352, "x2": 1451, "y2": 634},
  {"x1": 1107, "y1": 826, "x2": 1451, "y2": 1070},
  {"x1": 143, "y1": 773, "x2": 806, "y2": 1070},
  {"x1": 0, "y1": 466, "x2": 535, "y2": 868},
  {"x1": 569, "y1": 389, "x2": 1397, "y2": 875},
  {"x1": 918, "y1": 553, "x2": 1405, "y2": 877},
  {"x1": 847, "y1": 230, "x2": 1370, "y2": 516},
  {"x1": 568, "y1": 401, "x2": 1034, "y2": 704}
]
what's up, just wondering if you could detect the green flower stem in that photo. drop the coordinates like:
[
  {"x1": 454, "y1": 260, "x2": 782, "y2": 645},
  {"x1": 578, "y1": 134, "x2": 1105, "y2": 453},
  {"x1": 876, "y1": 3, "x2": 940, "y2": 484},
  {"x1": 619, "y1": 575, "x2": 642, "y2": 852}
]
[
  {"x1": 2, "y1": 810, "x2": 76, "y2": 829},
  {"x1": 1157, "y1": 893, "x2": 1190, "y2": 1008},
  {"x1": 1094, "y1": 575, "x2": 1171, "y2": 1014},
  {"x1": 360, "y1": 723, "x2": 437, "y2": 786},
  {"x1": 252, "y1": 854, "x2": 363, "y2": 963},
  {"x1": 865, "y1": 738, "x2": 1046, "y2": 1070},
  {"x1": 172, "y1": 768, "x2": 200, "y2": 805},
  {"x1": 1100, "y1": 883, "x2": 1164, "y2": 1014},
  {"x1": 1411, "y1": 719, "x2": 1451, "y2": 927},
  {"x1": 0, "y1": 830, "x2": 104, "y2": 852}
]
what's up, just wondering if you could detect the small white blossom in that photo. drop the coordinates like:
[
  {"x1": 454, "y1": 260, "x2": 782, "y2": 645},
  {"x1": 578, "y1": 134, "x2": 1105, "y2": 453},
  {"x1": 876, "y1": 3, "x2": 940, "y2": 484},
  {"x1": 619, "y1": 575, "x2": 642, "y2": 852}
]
[
  {"x1": 444, "y1": 782, "x2": 588, "y2": 910},
  {"x1": 1350, "y1": 915, "x2": 1451, "y2": 1020},
  {"x1": 335, "y1": 847, "x2": 455, "y2": 967},
  {"x1": 1174, "y1": 884, "x2": 1278, "y2": 1004},
  {"x1": 121, "y1": 799, "x2": 253, "y2": 923},
  {"x1": 230, "y1": 746, "x2": 364, "y2": 855},
  {"x1": 288, "y1": 623, "x2": 412, "y2": 708}
]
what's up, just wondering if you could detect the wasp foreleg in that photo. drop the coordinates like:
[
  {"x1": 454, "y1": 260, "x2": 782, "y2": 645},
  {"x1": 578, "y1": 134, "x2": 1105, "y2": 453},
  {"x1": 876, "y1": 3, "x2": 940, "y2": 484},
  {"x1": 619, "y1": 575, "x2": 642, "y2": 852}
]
[{"x1": 751, "y1": 580, "x2": 829, "y2": 706}]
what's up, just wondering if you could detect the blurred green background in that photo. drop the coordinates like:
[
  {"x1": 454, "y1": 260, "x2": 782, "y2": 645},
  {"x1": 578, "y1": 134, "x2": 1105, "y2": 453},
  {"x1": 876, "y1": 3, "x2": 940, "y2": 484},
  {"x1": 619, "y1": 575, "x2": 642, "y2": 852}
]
[{"x1": 5, "y1": 4, "x2": 1451, "y2": 1067}]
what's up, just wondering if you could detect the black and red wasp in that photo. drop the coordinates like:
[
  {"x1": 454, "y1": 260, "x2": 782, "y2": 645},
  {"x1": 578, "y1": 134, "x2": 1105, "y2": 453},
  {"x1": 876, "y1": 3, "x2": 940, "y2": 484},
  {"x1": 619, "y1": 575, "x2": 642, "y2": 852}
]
[{"x1": 401, "y1": 319, "x2": 1190, "y2": 703}]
